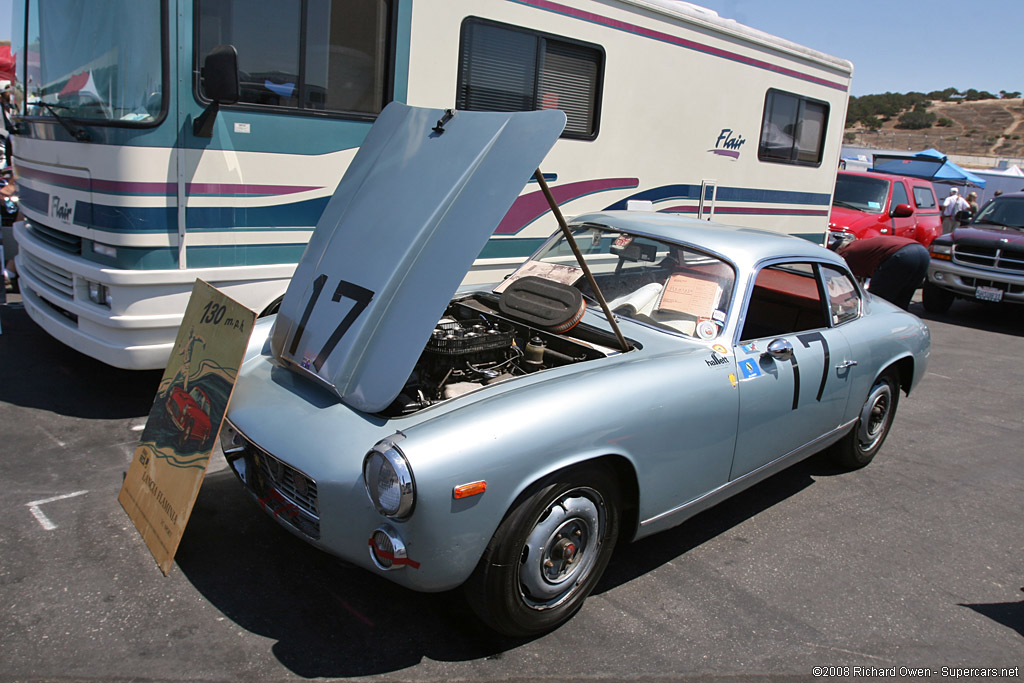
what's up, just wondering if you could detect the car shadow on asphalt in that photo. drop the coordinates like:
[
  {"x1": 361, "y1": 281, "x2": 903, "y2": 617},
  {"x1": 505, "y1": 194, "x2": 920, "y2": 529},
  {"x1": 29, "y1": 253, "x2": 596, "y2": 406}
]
[
  {"x1": 176, "y1": 451, "x2": 842, "y2": 677},
  {"x1": 0, "y1": 302, "x2": 162, "y2": 418},
  {"x1": 910, "y1": 299, "x2": 1024, "y2": 337},
  {"x1": 960, "y1": 590, "x2": 1024, "y2": 638}
]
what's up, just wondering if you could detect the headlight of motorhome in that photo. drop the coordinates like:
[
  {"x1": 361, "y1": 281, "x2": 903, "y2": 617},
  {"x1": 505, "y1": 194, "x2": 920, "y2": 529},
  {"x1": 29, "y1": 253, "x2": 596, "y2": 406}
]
[
  {"x1": 86, "y1": 280, "x2": 112, "y2": 308},
  {"x1": 363, "y1": 439, "x2": 415, "y2": 519}
]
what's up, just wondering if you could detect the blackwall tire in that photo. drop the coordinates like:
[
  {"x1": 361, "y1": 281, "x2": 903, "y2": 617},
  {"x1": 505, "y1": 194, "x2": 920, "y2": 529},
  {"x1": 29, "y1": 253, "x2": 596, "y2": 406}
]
[
  {"x1": 832, "y1": 370, "x2": 900, "y2": 469},
  {"x1": 465, "y1": 464, "x2": 620, "y2": 637},
  {"x1": 922, "y1": 281, "x2": 954, "y2": 314}
]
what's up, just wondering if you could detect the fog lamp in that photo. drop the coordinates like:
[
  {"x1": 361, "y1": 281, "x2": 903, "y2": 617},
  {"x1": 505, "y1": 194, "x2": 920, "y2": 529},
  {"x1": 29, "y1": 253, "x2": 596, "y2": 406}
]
[{"x1": 87, "y1": 281, "x2": 112, "y2": 308}]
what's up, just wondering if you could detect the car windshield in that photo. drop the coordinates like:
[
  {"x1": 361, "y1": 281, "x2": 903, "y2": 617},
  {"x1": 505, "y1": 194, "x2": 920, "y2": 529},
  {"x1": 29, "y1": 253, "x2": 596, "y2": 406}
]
[
  {"x1": 973, "y1": 196, "x2": 1024, "y2": 229},
  {"x1": 23, "y1": 0, "x2": 163, "y2": 123},
  {"x1": 505, "y1": 224, "x2": 737, "y2": 340},
  {"x1": 833, "y1": 174, "x2": 889, "y2": 212}
]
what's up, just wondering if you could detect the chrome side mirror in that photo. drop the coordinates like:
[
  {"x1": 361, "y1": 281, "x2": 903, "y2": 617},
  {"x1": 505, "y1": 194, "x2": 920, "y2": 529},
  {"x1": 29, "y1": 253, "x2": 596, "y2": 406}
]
[{"x1": 766, "y1": 338, "x2": 793, "y2": 361}]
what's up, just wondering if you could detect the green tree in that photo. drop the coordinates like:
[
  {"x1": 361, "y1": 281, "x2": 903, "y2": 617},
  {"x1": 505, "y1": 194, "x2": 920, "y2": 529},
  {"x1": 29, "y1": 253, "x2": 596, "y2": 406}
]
[{"x1": 895, "y1": 109, "x2": 936, "y2": 130}]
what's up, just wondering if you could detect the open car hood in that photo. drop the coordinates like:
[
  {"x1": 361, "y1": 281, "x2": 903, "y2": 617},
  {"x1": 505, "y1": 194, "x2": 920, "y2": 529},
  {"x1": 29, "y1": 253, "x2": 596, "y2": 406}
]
[{"x1": 269, "y1": 102, "x2": 566, "y2": 413}]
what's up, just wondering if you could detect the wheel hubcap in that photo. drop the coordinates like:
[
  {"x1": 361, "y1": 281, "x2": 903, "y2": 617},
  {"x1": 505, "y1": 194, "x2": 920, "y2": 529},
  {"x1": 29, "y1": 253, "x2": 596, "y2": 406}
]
[
  {"x1": 518, "y1": 490, "x2": 603, "y2": 610},
  {"x1": 857, "y1": 381, "x2": 892, "y2": 452}
]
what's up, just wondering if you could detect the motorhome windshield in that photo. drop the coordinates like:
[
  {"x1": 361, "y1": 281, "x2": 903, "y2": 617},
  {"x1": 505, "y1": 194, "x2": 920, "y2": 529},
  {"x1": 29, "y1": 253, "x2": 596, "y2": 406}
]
[{"x1": 24, "y1": 0, "x2": 163, "y2": 124}]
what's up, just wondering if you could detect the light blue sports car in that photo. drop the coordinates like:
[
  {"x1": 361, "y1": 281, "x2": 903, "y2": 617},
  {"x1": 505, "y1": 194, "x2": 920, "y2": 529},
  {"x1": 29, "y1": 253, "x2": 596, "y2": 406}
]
[{"x1": 221, "y1": 103, "x2": 930, "y2": 636}]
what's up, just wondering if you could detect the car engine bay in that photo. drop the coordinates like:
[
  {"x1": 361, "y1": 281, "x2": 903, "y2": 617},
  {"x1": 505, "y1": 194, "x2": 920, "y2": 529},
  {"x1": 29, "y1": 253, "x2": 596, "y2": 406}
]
[{"x1": 382, "y1": 294, "x2": 624, "y2": 416}]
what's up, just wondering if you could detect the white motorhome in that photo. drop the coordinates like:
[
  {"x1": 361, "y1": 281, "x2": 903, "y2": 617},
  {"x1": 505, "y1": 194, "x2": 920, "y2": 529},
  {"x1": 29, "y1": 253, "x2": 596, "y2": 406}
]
[{"x1": 8, "y1": 0, "x2": 852, "y2": 369}]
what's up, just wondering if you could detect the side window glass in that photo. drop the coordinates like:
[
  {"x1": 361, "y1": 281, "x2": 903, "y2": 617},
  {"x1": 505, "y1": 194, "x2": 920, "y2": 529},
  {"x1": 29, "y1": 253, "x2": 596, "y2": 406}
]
[
  {"x1": 913, "y1": 186, "x2": 936, "y2": 209},
  {"x1": 821, "y1": 265, "x2": 861, "y2": 325},
  {"x1": 758, "y1": 89, "x2": 829, "y2": 166},
  {"x1": 741, "y1": 263, "x2": 828, "y2": 341},
  {"x1": 890, "y1": 181, "x2": 909, "y2": 209},
  {"x1": 457, "y1": 18, "x2": 603, "y2": 139},
  {"x1": 197, "y1": 0, "x2": 391, "y2": 115}
]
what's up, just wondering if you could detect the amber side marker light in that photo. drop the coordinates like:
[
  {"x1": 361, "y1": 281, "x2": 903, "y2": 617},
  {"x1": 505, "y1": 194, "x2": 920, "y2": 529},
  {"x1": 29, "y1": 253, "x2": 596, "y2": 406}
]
[{"x1": 453, "y1": 481, "x2": 487, "y2": 499}]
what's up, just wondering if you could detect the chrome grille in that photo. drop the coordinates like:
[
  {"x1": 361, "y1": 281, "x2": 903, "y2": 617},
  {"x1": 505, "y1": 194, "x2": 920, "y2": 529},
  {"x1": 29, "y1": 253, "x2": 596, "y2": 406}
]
[
  {"x1": 21, "y1": 251, "x2": 74, "y2": 298},
  {"x1": 954, "y1": 244, "x2": 1024, "y2": 273},
  {"x1": 226, "y1": 432, "x2": 321, "y2": 540},
  {"x1": 30, "y1": 223, "x2": 82, "y2": 255},
  {"x1": 252, "y1": 448, "x2": 320, "y2": 519}
]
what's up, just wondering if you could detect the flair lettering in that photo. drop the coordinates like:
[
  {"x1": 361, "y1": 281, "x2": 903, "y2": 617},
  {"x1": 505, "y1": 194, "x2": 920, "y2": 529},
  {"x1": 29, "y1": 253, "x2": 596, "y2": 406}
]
[
  {"x1": 51, "y1": 196, "x2": 73, "y2": 223},
  {"x1": 715, "y1": 128, "x2": 746, "y2": 150}
]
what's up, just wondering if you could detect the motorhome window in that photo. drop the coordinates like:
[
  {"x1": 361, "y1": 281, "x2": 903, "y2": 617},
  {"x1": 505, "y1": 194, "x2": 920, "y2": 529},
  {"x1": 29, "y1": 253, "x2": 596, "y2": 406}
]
[
  {"x1": 913, "y1": 186, "x2": 936, "y2": 209},
  {"x1": 457, "y1": 18, "x2": 602, "y2": 140},
  {"x1": 758, "y1": 90, "x2": 829, "y2": 166},
  {"x1": 197, "y1": 0, "x2": 391, "y2": 115},
  {"x1": 890, "y1": 181, "x2": 909, "y2": 209},
  {"x1": 23, "y1": 0, "x2": 165, "y2": 125}
]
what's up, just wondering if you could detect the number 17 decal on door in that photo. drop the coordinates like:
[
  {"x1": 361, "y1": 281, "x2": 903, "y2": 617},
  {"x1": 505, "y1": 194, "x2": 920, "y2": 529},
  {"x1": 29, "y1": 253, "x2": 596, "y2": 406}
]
[{"x1": 786, "y1": 332, "x2": 830, "y2": 410}]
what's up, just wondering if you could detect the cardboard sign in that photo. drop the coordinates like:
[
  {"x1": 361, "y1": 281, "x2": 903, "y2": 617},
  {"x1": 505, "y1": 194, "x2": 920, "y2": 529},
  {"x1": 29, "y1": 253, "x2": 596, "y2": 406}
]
[{"x1": 118, "y1": 280, "x2": 255, "y2": 574}]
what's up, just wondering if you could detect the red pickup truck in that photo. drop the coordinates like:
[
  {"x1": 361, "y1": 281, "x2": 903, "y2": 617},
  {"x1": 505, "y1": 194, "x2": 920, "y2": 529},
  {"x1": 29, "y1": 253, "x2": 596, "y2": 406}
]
[{"x1": 829, "y1": 170, "x2": 942, "y2": 247}]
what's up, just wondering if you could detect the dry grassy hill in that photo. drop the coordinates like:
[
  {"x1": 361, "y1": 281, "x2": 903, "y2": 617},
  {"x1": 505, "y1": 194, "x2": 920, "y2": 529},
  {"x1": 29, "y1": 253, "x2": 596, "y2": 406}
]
[{"x1": 845, "y1": 99, "x2": 1024, "y2": 160}]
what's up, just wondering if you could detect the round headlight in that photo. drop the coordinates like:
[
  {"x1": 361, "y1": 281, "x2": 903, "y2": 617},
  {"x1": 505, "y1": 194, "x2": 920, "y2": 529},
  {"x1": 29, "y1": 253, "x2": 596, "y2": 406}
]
[{"x1": 363, "y1": 441, "x2": 415, "y2": 519}]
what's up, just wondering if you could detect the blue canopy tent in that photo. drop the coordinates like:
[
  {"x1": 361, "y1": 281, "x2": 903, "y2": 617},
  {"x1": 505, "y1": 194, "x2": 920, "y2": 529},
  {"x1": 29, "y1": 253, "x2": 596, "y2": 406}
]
[{"x1": 871, "y1": 148, "x2": 986, "y2": 188}]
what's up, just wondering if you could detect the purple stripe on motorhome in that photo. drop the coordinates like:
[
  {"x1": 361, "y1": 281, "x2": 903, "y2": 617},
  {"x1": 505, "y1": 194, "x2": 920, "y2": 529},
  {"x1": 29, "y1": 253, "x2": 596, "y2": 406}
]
[
  {"x1": 661, "y1": 205, "x2": 829, "y2": 217},
  {"x1": 510, "y1": 0, "x2": 849, "y2": 92},
  {"x1": 17, "y1": 166, "x2": 321, "y2": 196},
  {"x1": 496, "y1": 178, "x2": 640, "y2": 235}
]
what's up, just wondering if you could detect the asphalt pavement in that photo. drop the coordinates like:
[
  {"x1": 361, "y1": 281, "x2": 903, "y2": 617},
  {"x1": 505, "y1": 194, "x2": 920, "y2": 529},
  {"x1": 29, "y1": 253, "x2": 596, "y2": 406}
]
[{"x1": 0, "y1": 291, "x2": 1021, "y2": 682}]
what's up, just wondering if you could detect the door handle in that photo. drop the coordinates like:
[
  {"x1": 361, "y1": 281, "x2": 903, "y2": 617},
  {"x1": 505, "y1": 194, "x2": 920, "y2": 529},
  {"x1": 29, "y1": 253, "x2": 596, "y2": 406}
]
[{"x1": 836, "y1": 359, "x2": 858, "y2": 370}]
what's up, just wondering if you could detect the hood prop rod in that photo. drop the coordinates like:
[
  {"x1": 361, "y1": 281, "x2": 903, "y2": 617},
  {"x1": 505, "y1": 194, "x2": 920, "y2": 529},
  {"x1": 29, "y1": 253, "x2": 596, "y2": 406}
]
[{"x1": 533, "y1": 169, "x2": 630, "y2": 353}]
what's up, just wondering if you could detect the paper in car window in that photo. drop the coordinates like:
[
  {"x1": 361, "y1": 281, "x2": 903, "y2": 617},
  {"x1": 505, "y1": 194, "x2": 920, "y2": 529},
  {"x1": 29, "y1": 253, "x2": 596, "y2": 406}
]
[
  {"x1": 494, "y1": 261, "x2": 583, "y2": 294},
  {"x1": 868, "y1": 202, "x2": 881, "y2": 209},
  {"x1": 656, "y1": 272, "x2": 723, "y2": 320}
]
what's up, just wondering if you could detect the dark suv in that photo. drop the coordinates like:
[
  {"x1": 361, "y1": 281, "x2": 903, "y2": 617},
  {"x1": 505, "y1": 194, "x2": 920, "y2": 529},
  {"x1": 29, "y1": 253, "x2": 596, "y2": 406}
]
[{"x1": 923, "y1": 191, "x2": 1024, "y2": 312}]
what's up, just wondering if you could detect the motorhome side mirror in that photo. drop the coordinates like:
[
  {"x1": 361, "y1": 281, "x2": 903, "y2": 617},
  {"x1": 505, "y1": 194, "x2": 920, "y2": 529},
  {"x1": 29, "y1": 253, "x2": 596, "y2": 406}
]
[
  {"x1": 193, "y1": 45, "x2": 239, "y2": 138},
  {"x1": 201, "y1": 45, "x2": 239, "y2": 104},
  {"x1": 891, "y1": 203, "x2": 914, "y2": 218}
]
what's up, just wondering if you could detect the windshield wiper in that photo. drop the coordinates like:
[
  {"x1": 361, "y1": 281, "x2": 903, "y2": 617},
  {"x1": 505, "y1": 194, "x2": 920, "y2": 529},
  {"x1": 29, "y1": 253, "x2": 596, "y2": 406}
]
[
  {"x1": 832, "y1": 200, "x2": 864, "y2": 211},
  {"x1": 27, "y1": 101, "x2": 91, "y2": 141}
]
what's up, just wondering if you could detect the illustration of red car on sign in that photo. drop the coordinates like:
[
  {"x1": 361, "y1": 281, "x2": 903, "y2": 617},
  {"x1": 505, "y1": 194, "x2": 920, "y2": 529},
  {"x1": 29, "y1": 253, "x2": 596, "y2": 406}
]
[{"x1": 165, "y1": 384, "x2": 213, "y2": 451}]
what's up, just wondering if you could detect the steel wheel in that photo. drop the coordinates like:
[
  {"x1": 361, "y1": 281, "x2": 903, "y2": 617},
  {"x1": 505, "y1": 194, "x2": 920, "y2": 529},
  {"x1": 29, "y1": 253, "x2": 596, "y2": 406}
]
[
  {"x1": 465, "y1": 465, "x2": 620, "y2": 636},
  {"x1": 832, "y1": 370, "x2": 900, "y2": 469},
  {"x1": 517, "y1": 487, "x2": 605, "y2": 610}
]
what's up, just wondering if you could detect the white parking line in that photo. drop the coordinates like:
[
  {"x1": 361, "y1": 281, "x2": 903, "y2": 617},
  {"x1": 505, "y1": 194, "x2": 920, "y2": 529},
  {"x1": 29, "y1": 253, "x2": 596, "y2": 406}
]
[{"x1": 26, "y1": 490, "x2": 89, "y2": 530}]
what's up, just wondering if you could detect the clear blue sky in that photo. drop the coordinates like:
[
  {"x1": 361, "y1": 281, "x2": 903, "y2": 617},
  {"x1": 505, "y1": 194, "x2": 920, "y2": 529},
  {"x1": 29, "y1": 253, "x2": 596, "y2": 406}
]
[
  {"x1": 695, "y1": 0, "x2": 1023, "y2": 97},
  {"x1": 1, "y1": 0, "x2": 1020, "y2": 98}
]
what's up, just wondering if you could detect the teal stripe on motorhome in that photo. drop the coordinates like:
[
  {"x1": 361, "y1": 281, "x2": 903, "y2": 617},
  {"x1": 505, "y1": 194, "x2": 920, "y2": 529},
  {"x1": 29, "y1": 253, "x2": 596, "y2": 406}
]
[
  {"x1": 393, "y1": 0, "x2": 413, "y2": 102},
  {"x1": 185, "y1": 243, "x2": 309, "y2": 269},
  {"x1": 20, "y1": 108, "x2": 373, "y2": 155},
  {"x1": 477, "y1": 237, "x2": 548, "y2": 260},
  {"x1": 79, "y1": 240, "x2": 309, "y2": 270}
]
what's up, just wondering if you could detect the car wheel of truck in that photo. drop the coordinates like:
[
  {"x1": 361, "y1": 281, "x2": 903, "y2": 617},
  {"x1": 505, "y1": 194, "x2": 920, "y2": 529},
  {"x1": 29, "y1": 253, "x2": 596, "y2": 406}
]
[
  {"x1": 922, "y1": 282, "x2": 954, "y2": 313},
  {"x1": 465, "y1": 465, "x2": 620, "y2": 637},
  {"x1": 832, "y1": 370, "x2": 899, "y2": 470}
]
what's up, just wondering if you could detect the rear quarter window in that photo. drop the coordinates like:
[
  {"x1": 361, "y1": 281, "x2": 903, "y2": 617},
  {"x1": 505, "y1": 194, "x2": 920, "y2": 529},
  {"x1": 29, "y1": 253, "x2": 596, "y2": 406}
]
[{"x1": 913, "y1": 185, "x2": 937, "y2": 209}]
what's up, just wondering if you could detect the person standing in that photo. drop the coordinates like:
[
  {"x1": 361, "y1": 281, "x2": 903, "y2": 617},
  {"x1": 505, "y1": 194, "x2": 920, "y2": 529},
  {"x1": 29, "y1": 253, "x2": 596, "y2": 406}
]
[
  {"x1": 963, "y1": 191, "x2": 980, "y2": 225},
  {"x1": 941, "y1": 187, "x2": 968, "y2": 233},
  {"x1": 836, "y1": 235, "x2": 930, "y2": 311}
]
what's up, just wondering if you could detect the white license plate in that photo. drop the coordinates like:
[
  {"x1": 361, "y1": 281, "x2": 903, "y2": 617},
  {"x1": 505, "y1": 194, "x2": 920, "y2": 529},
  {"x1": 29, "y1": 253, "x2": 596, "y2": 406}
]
[{"x1": 975, "y1": 286, "x2": 1003, "y2": 302}]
